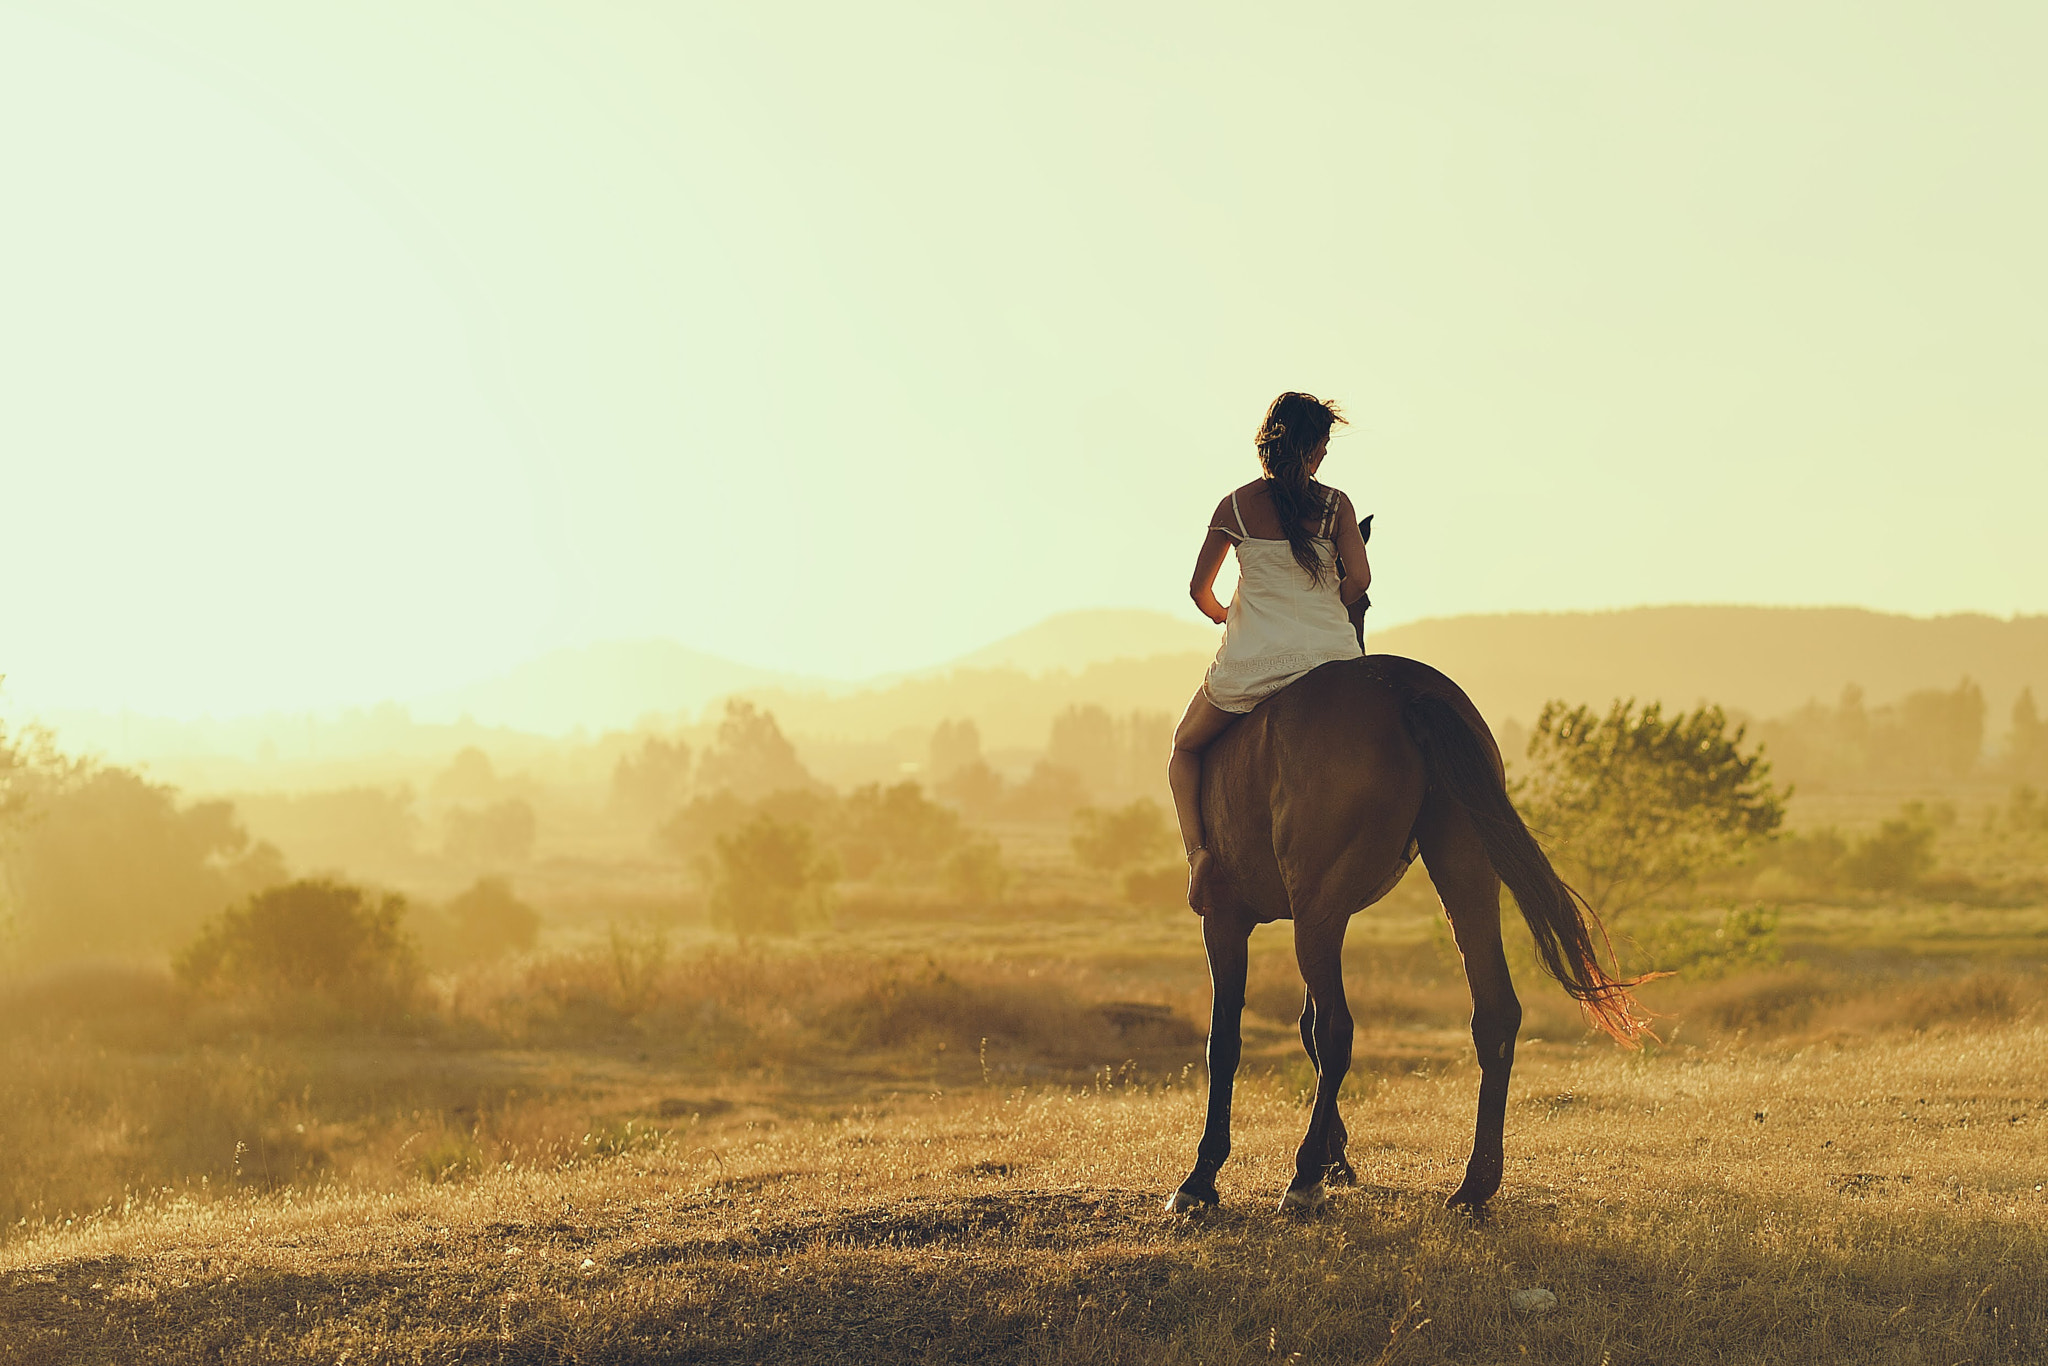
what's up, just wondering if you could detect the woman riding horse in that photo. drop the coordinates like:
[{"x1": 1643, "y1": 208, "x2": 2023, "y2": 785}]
[{"x1": 1164, "y1": 392, "x2": 1648, "y2": 1215}]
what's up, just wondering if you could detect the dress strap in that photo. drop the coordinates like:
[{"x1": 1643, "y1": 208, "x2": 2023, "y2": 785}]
[
  {"x1": 1229, "y1": 488, "x2": 1248, "y2": 540},
  {"x1": 1318, "y1": 487, "x2": 1337, "y2": 538}
]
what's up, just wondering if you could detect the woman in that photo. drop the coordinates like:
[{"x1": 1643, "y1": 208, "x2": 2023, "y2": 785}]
[{"x1": 1169, "y1": 391, "x2": 1373, "y2": 912}]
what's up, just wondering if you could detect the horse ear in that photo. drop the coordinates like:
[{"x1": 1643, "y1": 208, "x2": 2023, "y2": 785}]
[{"x1": 1359, "y1": 514, "x2": 1373, "y2": 544}]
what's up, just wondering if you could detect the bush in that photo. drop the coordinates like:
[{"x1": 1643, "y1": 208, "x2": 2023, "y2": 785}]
[
  {"x1": 1636, "y1": 903, "x2": 1782, "y2": 979},
  {"x1": 1071, "y1": 798, "x2": 1175, "y2": 873},
  {"x1": 944, "y1": 838, "x2": 1011, "y2": 903},
  {"x1": 709, "y1": 815, "x2": 837, "y2": 939},
  {"x1": 441, "y1": 876, "x2": 541, "y2": 962},
  {"x1": 1843, "y1": 818, "x2": 1937, "y2": 891},
  {"x1": 176, "y1": 879, "x2": 416, "y2": 1013},
  {"x1": 1767, "y1": 828, "x2": 1849, "y2": 889}
]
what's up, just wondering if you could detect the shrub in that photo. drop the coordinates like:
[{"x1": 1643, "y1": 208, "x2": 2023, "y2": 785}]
[
  {"x1": 1843, "y1": 818, "x2": 1937, "y2": 891},
  {"x1": 1637, "y1": 903, "x2": 1782, "y2": 979},
  {"x1": 944, "y1": 838, "x2": 1011, "y2": 903},
  {"x1": 709, "y1": 815, "x2": 837, "y2": 939},
  {"x1": 441, "y1": 876, "x2": 540, "y2": 962},
  {"x1": 1766, "y1": 827, "x2": 1848, "y2": 889},
  {"x1": 1071, "y1": 797, "x2": 1175, "y2": 873},
  {"x1": 176, "y1": 879, "x2": 416, "y2": 1013}
]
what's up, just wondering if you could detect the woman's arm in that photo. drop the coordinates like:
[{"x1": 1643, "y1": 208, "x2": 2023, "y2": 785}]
[
  {"x1": 1189, "y1": 513, "x2": 1237, "y2": 624},
  {"x1": 1331, "y1": 493, "x2": 1372, "y2": 605}
]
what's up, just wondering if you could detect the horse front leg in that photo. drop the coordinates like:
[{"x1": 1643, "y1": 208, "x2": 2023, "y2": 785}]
[
  {"x1": 1283, "y1": 915, "x2": 1353, "y2": 1213},
  {"x1": 1169, "y1": 911, "x2": 1250, "y2": 1211},
  {"x1": 1298, "y1": 989, "x2": 1356, "y2": 1186}
]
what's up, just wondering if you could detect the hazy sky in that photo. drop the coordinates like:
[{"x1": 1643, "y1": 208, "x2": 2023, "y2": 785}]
[{"x1": 3, "y1": 2, "x2": 2044, "y2": 717}]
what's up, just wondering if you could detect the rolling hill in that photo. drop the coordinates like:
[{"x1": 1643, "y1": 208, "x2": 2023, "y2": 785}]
[{"x1": 732, "y1": 605, "x2": 2048, "y2": 751}]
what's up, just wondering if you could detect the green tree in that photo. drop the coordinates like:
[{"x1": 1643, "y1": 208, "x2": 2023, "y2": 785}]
[
  {"x1": 1517, "y1": 699, "x2": 1785, "y2": 920},
  {"x1": 696, "y1": 700, "x2": 815, "y2": 800},
  {"x1": 3, "y1": 758, "x2": 284, "y2": 966},
  {"x1": 709, "y1": 814, "x2": 837, "y2": 939},
  {"x1": 1071, "y1": 797, "x2": 1176, "y2": 873},
  {"x1": 177, "y1": 879, "x2": 415, "y2": 1009},
  {"x1": 835, "y1": 781, "x2": 964, "y2": 879}
]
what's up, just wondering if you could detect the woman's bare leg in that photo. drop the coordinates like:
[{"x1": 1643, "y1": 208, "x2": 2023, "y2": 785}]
[{"x1": 1169, "y1": 689, "x2": 1240, "y2": 913}]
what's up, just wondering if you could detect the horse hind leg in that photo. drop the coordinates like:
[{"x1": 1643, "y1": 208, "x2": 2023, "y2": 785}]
[
  {"x1": 1416, "y1": 793, "x2": 1522, "y2": 1210},
  {"x1": 1297, "y1": 989, "x2": 1357, "y2": 1186}
]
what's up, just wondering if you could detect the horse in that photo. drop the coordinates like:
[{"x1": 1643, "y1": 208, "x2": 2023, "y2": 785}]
[{"x1": 1167, "y1": 652, "x2": 1649, "y2": 1215}]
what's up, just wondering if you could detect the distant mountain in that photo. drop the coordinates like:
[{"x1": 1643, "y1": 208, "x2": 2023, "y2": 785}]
[
  {"x1": 410, "y1": 640, "x2": 833, "y2": 734},
  {"x1": 734, "y1": 606, "x2": 2048, "y2": 757},
  {"x1": 1371, "y1": 606, "x2": 2048, "y2": 731},
  {"x1": 408, "y1": 605, "x2": 2048, "y2": 743},
  {"x1": 405, "y1": 610, "x2": 1217, "y2": 735},
  {"x1": 29, "y1": 606, "x2": 2048, "y2": 780},
  {"x1": 942, "y1": 608, "x2": 1219, "y2": 675}
]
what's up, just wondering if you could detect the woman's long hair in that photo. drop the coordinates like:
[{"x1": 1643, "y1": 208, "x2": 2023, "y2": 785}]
[{"x1": 1254, "y1": 391, "x2": 1347, "y2": 587}]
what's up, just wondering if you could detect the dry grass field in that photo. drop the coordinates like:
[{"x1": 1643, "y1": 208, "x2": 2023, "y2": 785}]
[{"x1": 4, "y1": 892, "x2": 2048, "y2": 1365}]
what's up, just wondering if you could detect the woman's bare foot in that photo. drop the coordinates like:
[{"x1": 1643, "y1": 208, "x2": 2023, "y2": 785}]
[{"x1": 1186, "y1": 847, "x2": 1214, "y2": 914}]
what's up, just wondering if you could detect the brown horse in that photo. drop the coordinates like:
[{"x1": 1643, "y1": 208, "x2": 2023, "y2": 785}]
[{"x1": 1167, "y1": 653, "x2": 1648, "y2": 1215}]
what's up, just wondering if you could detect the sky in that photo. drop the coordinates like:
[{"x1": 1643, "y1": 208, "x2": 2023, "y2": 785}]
[{"x1": 2, "y1": 1, "x2": 2044, "y2": 718}]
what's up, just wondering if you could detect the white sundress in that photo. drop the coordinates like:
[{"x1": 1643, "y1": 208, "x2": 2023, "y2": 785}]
[{"x1": 1202, "y1": 485, "x2": 1364, "y2": 715}]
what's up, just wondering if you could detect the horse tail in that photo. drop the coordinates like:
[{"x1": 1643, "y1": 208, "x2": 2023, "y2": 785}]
[{"x1": 1400, "y1": 692, "x2": 1654, "y2": 1046}]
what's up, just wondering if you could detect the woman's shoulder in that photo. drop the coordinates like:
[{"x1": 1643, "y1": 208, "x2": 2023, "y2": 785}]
[{"x1": 1209, "y1": 482, "x2": 1264, "y2": 520}]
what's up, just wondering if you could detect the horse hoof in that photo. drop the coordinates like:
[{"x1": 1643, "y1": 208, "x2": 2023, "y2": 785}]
[
  {"x1": 1445, "y1": 1185, "x2": 1495, "y2": 1212},
  {"x1": 1278, "y1": 1182, "x2": 1329, "y2": 1215},
  {"x1": 1165, "y1": 1187, "x2": 1216, "y2": 1214}
]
